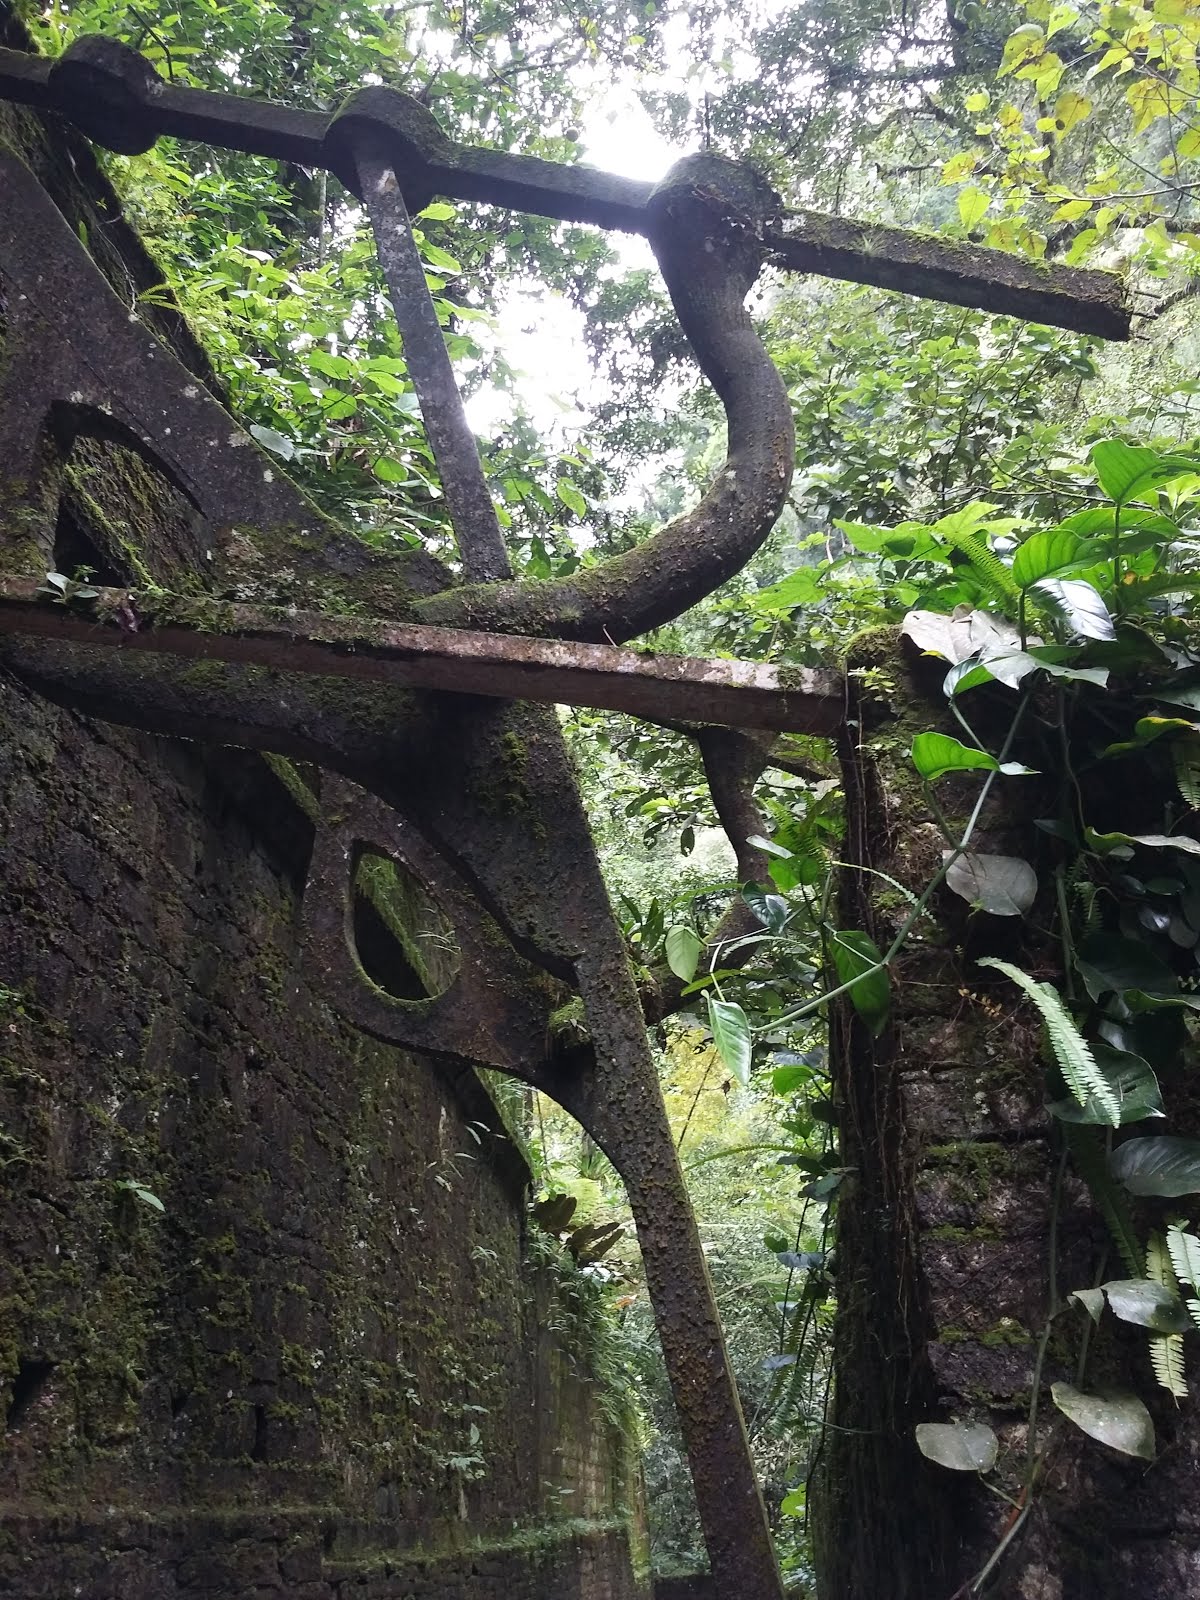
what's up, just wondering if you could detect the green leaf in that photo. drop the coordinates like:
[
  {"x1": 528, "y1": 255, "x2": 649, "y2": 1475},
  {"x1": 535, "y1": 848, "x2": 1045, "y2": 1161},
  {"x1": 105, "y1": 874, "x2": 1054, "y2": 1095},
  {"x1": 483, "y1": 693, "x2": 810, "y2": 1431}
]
[
  {"x1": 911, "y1": 732, "x2": 998, "y2": 782},
  {"x1": 772, "y1": 1063, "x2": 817, "y2": 1095},
  {"x1": 1050, "y1": 1383, "x2": 1155, "y2": 1459},
  {"x1": 1166, "y1": 1222, "x2": 1200, "y2": 1294},
  {"x1": 707, "y1": 995, "x2": 752, "y2": 1086},
  {"x1": 115, "y1": 1178, "x2": 165, "y2": 1213},
  {"x1": 1070, "y1": 1287, "x2": 1105, "y2": 1322},
  {"x1": 1090, "y1": 439, "x2": 1200, "y2": 505},
  {"x1": 1091, "y1": 830, "x2": 1200, "y2": 858},
  {"x1": 1012, "y1": 526, "x2": 1082, "y2": 588},
  {"x1": 946, "y1": 851, "x2": 1038, "y2": 915},
  {"x1": 1173, "y1": 736, "x2": 1200, "y2": 807},
  {"x1": 830, "y1": 929, "x2": 890, "y2": 1037},
  {"x1": 742, "y1": 885, "x2": 791, "y2": 932},
  {"x1": 914, "y1": 1420, "x2": 999, "y2": 1472},
  {"x1": 556, "y1": 480, "x2": 587, "y2": 517},
  {"x1": 249, "y1": 423, "x2": 295, "y2": 460},
  {"x1": 1110, "y1": 1136, "x2": 1200, "y2": 1196},
  {"x1": 1101, "y1": 1278, "x2": 1191, "y2": 1333},
  {"x1": 1053, "y1": 505, "x2": 1179, "y2": 544},
  {"x1": 958, "y1": 186, "x2": 991, "y2": 229},
  {"x1": 420, "y1": 241, "x2": 462, "y2": 273},
  {"x1": 1150, "y1": 1333, "x2": 1188, "y2": 1399},
  {"x1": 979, "y1": 957, "x2": 1120, "y2": 1122},
  {"x1": 1047, "y1": 1044, "x2": 1163, "y2": 1125},
  {"x1": 665, "y1": 925, "x2": 703, "y2": 983}
]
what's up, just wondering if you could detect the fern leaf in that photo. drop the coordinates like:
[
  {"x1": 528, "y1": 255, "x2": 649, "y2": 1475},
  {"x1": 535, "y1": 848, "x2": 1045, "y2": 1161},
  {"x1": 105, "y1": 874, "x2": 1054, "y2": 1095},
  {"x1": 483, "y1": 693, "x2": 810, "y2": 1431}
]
[
  {"x1": 1147, "y1": 1230, "x2": 1171, "y2": 1286},
  {"x1": 1063, "y1": 1125, "x2": 1145, "y2": 1275},
  {"x1": 1150, "y1": 1332, "x2": 1188, "y2": 1399},
  {"x1": 938, "y1": 526, "x2": 1021, "y2": 605},
  {"x1": 978, "y1": 957, "x2": 1120, "y2": 1124},
  {"x1": 1167, "y1": 1222, "x2": 1200, "y2": 1294},
  {"x1": 1173, "y1": 736, "x2": 1200, "y2": 810}
]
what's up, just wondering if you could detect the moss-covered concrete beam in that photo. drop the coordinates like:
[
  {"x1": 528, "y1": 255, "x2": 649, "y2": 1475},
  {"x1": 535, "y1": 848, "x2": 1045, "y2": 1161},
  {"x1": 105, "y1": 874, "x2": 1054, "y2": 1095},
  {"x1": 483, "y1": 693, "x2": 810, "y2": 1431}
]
[
  {"x1": 0, "y1": 39, "x2": 1129, "y2": 341},
  {"x1": 0, "y1": 578, "x2": 844, "y2": 734},
  {"x1": 764, "y1": 214, "x2": 1129, "y2": 340}
]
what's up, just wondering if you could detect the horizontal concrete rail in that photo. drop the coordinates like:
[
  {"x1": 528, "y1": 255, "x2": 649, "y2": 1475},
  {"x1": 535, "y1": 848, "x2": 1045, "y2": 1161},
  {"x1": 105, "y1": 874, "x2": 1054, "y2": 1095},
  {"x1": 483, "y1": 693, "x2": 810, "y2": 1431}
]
[{"x1": 0, "y1": 580, "x2": 845, "y2": 734}]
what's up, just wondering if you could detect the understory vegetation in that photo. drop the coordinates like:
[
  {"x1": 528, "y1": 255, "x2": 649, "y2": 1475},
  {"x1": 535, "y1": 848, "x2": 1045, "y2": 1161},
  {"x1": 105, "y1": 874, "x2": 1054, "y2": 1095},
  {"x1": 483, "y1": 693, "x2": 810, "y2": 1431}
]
[{"x1": 24, "y1": 0, "x2": 1200, "y2": 1586}]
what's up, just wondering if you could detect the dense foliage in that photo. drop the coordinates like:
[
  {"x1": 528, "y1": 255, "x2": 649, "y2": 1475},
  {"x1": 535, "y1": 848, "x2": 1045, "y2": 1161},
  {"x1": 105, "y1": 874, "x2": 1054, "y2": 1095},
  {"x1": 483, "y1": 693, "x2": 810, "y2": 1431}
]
[{"x1": 29, "y1": 0, "x2": 1200, "y2": 1585}]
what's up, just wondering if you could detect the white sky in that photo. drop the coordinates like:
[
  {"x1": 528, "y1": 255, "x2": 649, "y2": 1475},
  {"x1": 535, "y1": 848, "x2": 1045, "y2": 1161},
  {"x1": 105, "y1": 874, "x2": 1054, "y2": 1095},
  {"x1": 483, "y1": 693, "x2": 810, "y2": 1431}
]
[{"x1": 462, "y1": 88, "x2": 686, "y2": 440}]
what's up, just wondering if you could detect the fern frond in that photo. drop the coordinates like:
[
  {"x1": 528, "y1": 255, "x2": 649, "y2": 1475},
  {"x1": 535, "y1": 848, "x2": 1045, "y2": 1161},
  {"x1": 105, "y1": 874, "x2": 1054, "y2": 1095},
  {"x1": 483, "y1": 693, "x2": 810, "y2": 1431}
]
[
  {"x1": 1147, "y1": 1230, "x2": 1171, "y2": 1287},
  {"x1": 1173, "y1": 736, "x2": 1200, "y2": 810},
  {"x1": 1150, "y1": 1333, "x2": 1188, "y2": 1399},
  {"x1": 1167, "y1": 1221, "x2": 1200, "y2": 1294},
  {"x1": 978, "y1": 957, "x2": 1120, "y2": 1124},
  {"x1": 1063, "y1": 1125, "x2": 1145, "y2": 1275},
  {"x1": 936, "y1": 523, "x2": 1021, "y2": 606}
]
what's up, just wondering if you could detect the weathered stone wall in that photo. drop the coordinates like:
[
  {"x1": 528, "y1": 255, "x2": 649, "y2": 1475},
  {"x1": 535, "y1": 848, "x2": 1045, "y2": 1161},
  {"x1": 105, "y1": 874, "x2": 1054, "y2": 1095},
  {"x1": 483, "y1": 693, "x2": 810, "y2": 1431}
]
[
  {"x1": 0, "y1": 642, "x2": 648, "y2": 1600},
  {"x1": 0, "y1": 27, "x2": 648, "y2": 1599}
]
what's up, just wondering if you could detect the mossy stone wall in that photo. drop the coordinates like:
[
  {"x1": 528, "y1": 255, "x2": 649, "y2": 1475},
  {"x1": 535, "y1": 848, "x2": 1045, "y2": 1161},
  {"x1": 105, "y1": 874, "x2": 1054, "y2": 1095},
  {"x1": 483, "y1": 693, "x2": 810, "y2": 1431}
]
[{"x1": 0, "y1": 26, "x2": 647, "y2": 1596}]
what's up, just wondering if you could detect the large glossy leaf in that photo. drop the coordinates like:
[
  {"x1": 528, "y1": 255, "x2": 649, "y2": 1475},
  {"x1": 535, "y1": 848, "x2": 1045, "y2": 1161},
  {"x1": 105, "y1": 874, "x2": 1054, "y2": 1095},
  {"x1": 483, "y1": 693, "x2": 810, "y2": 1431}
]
[
  {"x1": 707, "y1": 996, "x2": 752, "y2": 1086},
  {"x1": 665, "y1": 925, "x2": 703, "y2": 983},
  {"x1": 945, "y1": 852, "x2": 1038, "y2": 916},
  {"x1": 1047, "y1": 1044, "x2": 1164, "y2": 1125},
  {"x1": 830, "y1": 929, "x2": 890, "y2": 1037},
  {"x1": 1054, "y1": 504, "x2": 1180, "y2": 543},
  {"x1": 911, "y1": 732, "x2": 998, "y2": 781},
  {"x1": 1110, "y1": 1136, "x2": 1200, "y2": 1197},
  {"x1": 1091, "y1": 830, "x2": 1200, "y2": 858},
  {"x1": 742, "y1": 884, "x2": 792, "y2": 933},
  {"x1": 1091, "y1": 439, "x2": 1200, "y2": 505},
  {"x1": 915, "y1": 1421, "x2": 999, "y2": 1473},
  {"x1": 1033, "y1": 578, "x2": 1115, "y2": 641},
  {"x1": 1012, "y1": 526, "x2": 1082, "y2": 588},
  {"x1": 1051, "y1": 1383, "x2": 1155, "y2": 1459},
  {"x1": 1101, "y1": 1278, "x2": 1192, "y2": 1333},
  {"x1": 901, "y1": 608, "x2": 1022, "y2": 665},
  {"x1": 948, "y1": 647, "x2": 1109, "y2": 697},
  {"x1": 1075, "y1": 932, "x2": 1178, "y2": 1002}
]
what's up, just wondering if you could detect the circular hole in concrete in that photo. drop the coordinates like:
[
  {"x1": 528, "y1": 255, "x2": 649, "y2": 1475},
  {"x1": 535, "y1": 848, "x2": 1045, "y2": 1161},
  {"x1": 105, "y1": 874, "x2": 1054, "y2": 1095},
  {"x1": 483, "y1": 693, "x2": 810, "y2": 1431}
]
[{"x1": 351, "y1": 848, "x2": 461, "y2": 1001}]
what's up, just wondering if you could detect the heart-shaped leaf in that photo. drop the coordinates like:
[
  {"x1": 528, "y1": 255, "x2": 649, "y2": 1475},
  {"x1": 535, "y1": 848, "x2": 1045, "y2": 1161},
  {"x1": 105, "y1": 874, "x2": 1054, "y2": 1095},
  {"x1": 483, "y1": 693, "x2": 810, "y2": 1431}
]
[
  {"x1": 915, "y1": 1420, "x2": 999, "y2": 1472},
  {"x1": 1012, "y1": 526, "x2": 1082, "y2": 589},
  {"x1": 665, "y1": 925, "x2": 703, "y2": 983},
  {"x1": 1091, "y1": 439, "x2": 1200, "y2": 506},
  {"x1": 830, "y1": 929, "x2": 890, "y2": 1037},
  {"x1": 945, "y1": 852, "x2": 1038, "y2": 916},
  {"x1": 912, "y1": 732, "x2": 998, "y2": 781},
  {"x1": 1051, "y1": 1382, "x2": 1155, "y2": 1460},
  {"x1": 1046, "y1": 1044, "x2": 1163, "y2": 1126}
]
